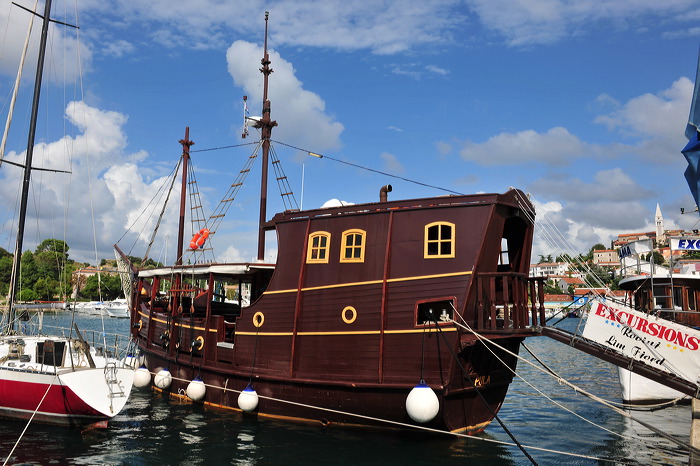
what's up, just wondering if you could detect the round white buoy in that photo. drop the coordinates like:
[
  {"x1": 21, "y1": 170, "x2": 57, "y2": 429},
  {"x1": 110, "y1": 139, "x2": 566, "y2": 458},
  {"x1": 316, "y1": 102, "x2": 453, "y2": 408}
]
[
  {"x1": 186, "y1": 377, "x2": 206, "y2": 401},
  {"x1": 237, "y1": 383, "x2": 259, "y2": 412},
  {"x1": 133, "y1": 366, "x2": 152, "y2": 388},
  {"x1": 405, "y1": 381, "x2": 440, "y2": 423},
  {"x1": 154, "y1": 368, "x2": 172, "y2": 389}
]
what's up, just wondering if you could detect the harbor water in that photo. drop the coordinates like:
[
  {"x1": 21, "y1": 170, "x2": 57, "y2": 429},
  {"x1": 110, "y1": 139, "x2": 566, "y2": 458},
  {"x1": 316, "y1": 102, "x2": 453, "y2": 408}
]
[{"x1": 0, "y1": 314, "x2": 692, "y2": 465}]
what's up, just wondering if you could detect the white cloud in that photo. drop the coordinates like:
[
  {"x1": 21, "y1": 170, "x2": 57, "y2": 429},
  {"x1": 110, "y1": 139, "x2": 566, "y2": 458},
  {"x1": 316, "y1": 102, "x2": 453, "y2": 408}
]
[
  {"x1": 425, "y1": 65, "x2": 449, "y2": 75},
  {"x1": 466, "y1": 0, "x2": 698, "y2": 46},
  {"x1": 530, "y1": 196, "x2": 653, "y2": 262},
  {"x1": 103, "y1": 40, "x2": 136, "y2": 58},
  {"x1": 79, "y1": 0, "x2": 464, "y2": 56},
  {"x1": 0, "y1": 2, "x2": 90, "y2": 82},
  {"x1": 226, "y1": 40, "x2": 344, "y2": 155},
  {"x1": 594, "y1": 77, "x2": 692, "y2": 141},
  {"x1": 380, "y1": 152, "x2": 405, "y2": 174},
  {"x1": 0, "y1": 100, "x2": 179, "y2": 263},
  {"x1": 459, "y1": 127, "x2": 585, "y2": 166}
]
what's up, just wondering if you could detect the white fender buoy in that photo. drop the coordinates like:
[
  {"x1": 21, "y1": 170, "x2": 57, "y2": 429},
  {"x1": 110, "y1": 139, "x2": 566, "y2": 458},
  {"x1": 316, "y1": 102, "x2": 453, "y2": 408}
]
[
  {"x1": 238, "y1": 383, "x2": 259, "y2": 412},
  {"x1": 186, "y1": 377, "x2": 206, "y2": 401},
  {"x1": 406, "y1": 381, "x2": 440, "y2": 423},
  {"x1": 154, "y1": 368, "x2": 172, "y2": 389},
  {"x1": 133, "y1": 366, "x2": 152, "y2": 388}
]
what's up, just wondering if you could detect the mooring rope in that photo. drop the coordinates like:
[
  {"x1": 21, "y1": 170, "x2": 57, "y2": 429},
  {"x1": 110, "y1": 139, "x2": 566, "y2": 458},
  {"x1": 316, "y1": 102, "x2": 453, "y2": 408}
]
[
  {"x1": 425, "y1": 312, "x2": 538, "y2": 465},
  {"x1": 520, "y1": 342, "x2": 688, "y2": 411},
  {"x1": 451, "y1": 318, "x2": 699, "y2": 457},
  {"x1": 138, "y1": 369, "x2": 630, "y2": 463},
  {"x1": 452, "y1": 306, "x2": 634, "y2": 441}
]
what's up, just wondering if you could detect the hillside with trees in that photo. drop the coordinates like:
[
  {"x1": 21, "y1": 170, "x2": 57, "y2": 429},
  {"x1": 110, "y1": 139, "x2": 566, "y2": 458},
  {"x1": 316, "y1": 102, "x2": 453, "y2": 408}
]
[{"x1": 0, "y1": 239, "x2": 161, "y2": 303}]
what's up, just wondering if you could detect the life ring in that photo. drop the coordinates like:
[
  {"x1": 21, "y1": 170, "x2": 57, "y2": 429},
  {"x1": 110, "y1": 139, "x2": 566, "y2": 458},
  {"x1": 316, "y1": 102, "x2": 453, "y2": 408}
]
[
  {"x1": 192, "y1": 335, "x2": 204, "y2": 351},
  {"x1": 189, "y1": 228, "x2": 210, "y2": 250}
]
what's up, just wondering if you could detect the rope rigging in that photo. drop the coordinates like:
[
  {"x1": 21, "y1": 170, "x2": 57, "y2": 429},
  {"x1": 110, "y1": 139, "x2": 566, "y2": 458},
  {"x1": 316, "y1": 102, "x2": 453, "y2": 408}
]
[
  {"x1": 450, "y1": 312, "x2": 700, "y2": 457},
  {"x1": 424, "y1": 309, "x2": 538, "y2": 465}
]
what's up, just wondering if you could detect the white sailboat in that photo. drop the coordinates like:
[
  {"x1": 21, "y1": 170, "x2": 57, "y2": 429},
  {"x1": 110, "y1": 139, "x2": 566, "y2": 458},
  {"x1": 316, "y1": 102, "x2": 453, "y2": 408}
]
[{"x1": 0, "y1": 0, "x2": 133, "y2": 424}]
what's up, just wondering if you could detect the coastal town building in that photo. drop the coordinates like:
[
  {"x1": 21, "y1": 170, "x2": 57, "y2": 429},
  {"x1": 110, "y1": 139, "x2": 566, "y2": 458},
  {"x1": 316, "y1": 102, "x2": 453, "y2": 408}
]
[
  {"x1": 592, "y1": 249, "x2": 620, "y2": 268},
  {"x1": 529, "y1": 262, "x2": 569, "y2": 277},
  {"x1": 551, "y1": 276, "x2": 584, "y2": 293}
]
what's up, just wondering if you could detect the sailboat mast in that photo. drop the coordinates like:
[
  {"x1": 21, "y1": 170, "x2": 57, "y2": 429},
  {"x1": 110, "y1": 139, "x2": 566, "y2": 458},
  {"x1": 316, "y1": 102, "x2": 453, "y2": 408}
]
[
  {"x1": 257, "y1": 11, "x2": 277, "y2": 261},
  {"x1": 7, "y1": 0, "x2": 53, "y2": 331}
]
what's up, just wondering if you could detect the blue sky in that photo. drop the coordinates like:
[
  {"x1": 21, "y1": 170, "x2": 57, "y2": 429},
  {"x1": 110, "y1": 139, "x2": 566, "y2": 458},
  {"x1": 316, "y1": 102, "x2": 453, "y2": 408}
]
[{"x1": 0, "y1": 0, "x2": 700, "y2": 264}]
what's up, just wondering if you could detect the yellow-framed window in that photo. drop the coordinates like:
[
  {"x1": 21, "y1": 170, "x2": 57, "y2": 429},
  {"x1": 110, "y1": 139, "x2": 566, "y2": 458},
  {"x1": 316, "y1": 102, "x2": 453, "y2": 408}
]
[
  {"x1": 307, "y1": 232, "x2": 331, "y2": 263},
  {"x1": 340, "y1": 229, "x2": 366, "y2": 263},
  {"x1": 424, "y1": 222, "x2": 455, "y2": 258}
]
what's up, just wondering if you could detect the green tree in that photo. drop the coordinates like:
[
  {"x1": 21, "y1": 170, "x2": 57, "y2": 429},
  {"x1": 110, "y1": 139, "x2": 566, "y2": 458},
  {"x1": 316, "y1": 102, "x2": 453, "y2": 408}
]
[
  {"x1": 35, "y1": 238, "x2": 68, "y2": 256},
  {"x1": 19, "y1": 251, "x2": 39, "y2": 290},
  {"x1": 643, "y1": 251, "x2": 665, "y2": 266},
  {"x1": 81, "y1": 273, "x2": 123, "y2": 300},
  {"x1": 18, "y1": 288, "x2": 38, "y2": 301},
  {"x1": 0, "y1": 255, "x2": 12, "y2": 285},
  {"x1": 34, "y1": 239, "x2": 69, "y2": 283},
  {"x1": 33, "y1": 277, "x2": 58, "y2": 301}
]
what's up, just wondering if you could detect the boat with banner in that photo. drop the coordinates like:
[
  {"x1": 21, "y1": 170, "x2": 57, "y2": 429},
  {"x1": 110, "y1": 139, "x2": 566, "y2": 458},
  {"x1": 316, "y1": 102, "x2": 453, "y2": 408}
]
[
  {"x1": 0, "y1": 0, "x2": 133, "y2": 424},
  {"x1": 572, "y1": 52, "x2": 700, "y2": 405},
  {"x1": 116, "y1": 13, "x2": 552, "y2": 434}
]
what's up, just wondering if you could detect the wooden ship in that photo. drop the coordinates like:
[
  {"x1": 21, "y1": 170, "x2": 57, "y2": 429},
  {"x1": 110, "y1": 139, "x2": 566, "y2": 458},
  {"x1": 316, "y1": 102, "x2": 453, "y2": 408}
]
[{"x1": 119, "y1": 13, "x2": 548, "y2": 433}]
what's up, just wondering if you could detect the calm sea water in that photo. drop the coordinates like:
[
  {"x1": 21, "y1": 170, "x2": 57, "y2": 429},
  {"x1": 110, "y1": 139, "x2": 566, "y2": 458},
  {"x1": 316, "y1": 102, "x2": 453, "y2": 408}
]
[{"x1": 0, "y1": 314, "x2": 692, "y2": 465}]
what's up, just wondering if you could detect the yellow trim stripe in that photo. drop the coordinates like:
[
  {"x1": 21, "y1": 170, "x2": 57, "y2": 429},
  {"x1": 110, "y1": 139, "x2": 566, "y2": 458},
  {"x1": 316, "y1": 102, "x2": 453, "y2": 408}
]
[
  {"x1": 138, "y1": 312, "x2": 218, "y2": 332},
  {"x1": 264, "y1": 270, "x2": 472, "y2": 295},
  {"x1": 138, "y1": 311, "x2": 457, "y2": 337},
  {"x1": 235, "y1": 327, "x2": 457, "y2": 337}
]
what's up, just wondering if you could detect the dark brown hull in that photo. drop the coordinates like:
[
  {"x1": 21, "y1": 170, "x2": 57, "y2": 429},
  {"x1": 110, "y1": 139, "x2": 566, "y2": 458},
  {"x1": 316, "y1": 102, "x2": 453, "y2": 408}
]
[
  {"x1": 136, "y1": 316, "x2": 523, "y2": 432},
  {"x1": 128, "y1": 189, "x2": 544, "y2": 433}
]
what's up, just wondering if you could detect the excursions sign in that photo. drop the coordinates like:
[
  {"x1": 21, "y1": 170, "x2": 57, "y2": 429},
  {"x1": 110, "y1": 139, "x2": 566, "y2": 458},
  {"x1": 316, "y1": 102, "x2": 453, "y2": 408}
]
[{"x1": 582, "y1": 300, "x2": 700, "y2": 384}]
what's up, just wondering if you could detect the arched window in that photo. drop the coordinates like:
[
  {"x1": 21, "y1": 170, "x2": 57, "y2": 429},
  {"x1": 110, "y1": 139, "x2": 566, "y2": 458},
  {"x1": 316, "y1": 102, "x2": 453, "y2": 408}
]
[
  {"x1": 340, "y1": 229, "x2": 366, "y2": 263},
  {"x1": 424, "y1": 222, "x2": 455, "y2": 258},
  {"x1": 307, "y1": 232, "x2": 331, "y2": 263}
]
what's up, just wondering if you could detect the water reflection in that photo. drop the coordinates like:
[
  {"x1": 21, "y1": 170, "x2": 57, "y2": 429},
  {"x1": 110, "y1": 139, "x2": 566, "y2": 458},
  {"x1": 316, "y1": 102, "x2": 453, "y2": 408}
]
[{"x1": 0, "y1": 316, "x2": 693, "y2": 465}]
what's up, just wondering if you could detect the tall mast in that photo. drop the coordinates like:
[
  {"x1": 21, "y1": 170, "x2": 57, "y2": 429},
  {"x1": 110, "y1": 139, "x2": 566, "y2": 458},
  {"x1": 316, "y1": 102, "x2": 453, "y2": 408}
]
[
  {"x1": 177, "y1": 127, "x2": 193, "y2": 266},
  {"x1": 257, "y1": 11, "x2": 277, "y2": 261},
  {"x1": 7, "y1": 0, "x2": 53, "y2": 331}
]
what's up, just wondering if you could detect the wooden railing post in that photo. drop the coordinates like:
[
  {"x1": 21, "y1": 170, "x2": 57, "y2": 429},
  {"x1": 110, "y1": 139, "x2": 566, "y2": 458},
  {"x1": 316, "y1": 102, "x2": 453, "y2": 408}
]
[{"x1": 490, "y1": 276, "x2": 499, "y2": 330}]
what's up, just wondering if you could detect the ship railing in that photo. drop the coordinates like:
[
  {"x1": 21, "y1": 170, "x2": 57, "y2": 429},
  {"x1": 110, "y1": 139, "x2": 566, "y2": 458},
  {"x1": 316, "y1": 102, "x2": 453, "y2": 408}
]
[{"x1": 473, "y1": 272, "x2": 546, "y2": 332}]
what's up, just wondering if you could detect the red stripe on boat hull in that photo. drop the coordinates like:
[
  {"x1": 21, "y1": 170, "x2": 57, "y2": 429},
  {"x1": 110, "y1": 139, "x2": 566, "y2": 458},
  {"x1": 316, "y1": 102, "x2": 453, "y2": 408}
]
[{"x1": 0, "y1": 372, "x2": 104, "y2": 423}]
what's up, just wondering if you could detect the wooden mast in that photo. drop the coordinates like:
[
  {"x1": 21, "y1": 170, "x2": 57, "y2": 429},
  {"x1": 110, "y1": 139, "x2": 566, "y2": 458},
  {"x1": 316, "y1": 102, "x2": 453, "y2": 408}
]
[
  {"x1": 7, "y1": 0, "x2": 53, "y2": 332},
  {"x1": 177, "y1": 127, "x2": 193, "y2": 267},
  {"x1": 256, "y1": 11, "x2": 277, "y2": 261}
]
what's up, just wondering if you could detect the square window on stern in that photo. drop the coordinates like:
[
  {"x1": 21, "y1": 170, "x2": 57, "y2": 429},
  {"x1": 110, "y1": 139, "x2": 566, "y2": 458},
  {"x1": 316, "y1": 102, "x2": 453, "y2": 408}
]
[{"x1": 416, "y1": 299, "x2": 455, "y2": 325}]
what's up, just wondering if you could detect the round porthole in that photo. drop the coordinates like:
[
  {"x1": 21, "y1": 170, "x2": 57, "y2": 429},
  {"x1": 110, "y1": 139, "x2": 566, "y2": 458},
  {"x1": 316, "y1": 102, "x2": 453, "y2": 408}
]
[
  {"x1": 253, "y1": 312, "x2": 265, "y2": 328},
  {"x1": 342, "y1": 306, "x2": 357, "y2": 324}
]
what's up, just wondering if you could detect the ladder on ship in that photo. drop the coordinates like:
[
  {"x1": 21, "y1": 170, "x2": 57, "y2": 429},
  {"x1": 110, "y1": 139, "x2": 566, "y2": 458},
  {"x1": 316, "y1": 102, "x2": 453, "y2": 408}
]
[
  {"x1": 188, "y1": 140, "x2": 299, "y2": 261},
  {"x1": 650, "y1": 260, "x2": 675, "y2": 312},
  {"x1": 104, "y1": 362, "x2": 126, "y2": 398}
]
